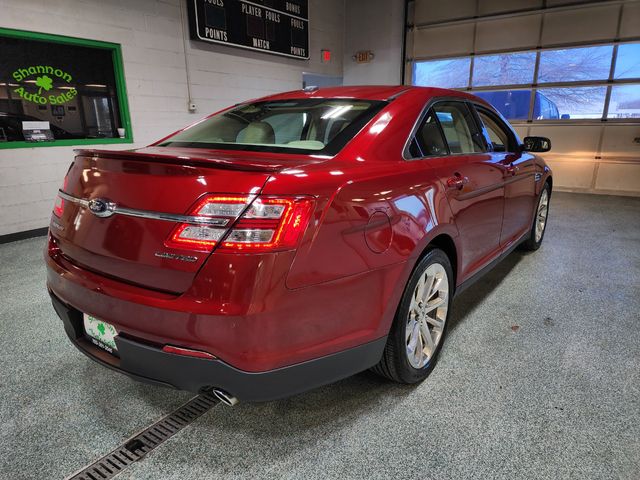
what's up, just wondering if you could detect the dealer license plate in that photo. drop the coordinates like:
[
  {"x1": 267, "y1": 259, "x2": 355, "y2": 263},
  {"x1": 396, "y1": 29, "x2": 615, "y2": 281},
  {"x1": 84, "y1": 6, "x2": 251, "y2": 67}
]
[{"x1": 83, "y1": 314, "x2": 118, "y2": 354}]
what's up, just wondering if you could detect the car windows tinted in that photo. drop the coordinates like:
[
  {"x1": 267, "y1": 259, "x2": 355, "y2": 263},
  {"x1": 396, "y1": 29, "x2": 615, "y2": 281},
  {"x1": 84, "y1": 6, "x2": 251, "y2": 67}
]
[{"x1": 432, "y1": 102, "x2": 484, "y2": 154}]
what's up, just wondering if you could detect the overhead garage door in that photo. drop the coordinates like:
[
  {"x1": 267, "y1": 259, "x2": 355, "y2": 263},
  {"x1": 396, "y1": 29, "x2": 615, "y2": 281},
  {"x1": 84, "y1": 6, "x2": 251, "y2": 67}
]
[{"x1": 405, "y1": 0, "x2": 640, "y2": 196}]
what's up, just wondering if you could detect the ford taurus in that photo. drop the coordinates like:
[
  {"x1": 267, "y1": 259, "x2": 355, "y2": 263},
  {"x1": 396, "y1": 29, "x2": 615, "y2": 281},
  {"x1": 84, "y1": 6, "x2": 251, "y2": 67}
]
[{"x1": 46, "y1": 86, "x2": 552, "y2": 405}]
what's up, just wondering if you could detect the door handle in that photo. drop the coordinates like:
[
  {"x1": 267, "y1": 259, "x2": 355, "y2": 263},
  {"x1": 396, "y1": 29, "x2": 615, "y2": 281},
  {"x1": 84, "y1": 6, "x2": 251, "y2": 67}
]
[
  {"x1": 446, "y1": 173, "x2": 469, "y2": 190},
  {"x1": 504, "y1": 164, "x2": 519, "y2": 176}
]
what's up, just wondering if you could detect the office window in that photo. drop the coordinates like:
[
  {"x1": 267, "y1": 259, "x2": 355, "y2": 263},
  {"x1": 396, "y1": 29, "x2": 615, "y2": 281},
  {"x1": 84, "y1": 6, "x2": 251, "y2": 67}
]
[
  {"x1": 472, "y1": 52, "x2": 536, "y2": 87},
  {"x1": 0, "y1": 28, "x2": 131, "y2": 148},
  {"x1": 413, "y1": 58, "x2": 471, "y2": 89}
]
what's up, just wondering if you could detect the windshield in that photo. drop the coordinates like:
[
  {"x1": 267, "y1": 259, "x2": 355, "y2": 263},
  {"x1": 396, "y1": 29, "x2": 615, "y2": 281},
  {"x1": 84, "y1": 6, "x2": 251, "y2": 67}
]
[{"x1": 159, "y1": 98, "x2": 387, "y2": 155}]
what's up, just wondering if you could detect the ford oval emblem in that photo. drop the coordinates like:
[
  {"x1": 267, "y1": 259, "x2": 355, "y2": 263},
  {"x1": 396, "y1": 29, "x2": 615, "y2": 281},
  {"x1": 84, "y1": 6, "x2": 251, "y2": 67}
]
[{"x1": 88, "y1": 198, "x2": 115, "y2": 218}]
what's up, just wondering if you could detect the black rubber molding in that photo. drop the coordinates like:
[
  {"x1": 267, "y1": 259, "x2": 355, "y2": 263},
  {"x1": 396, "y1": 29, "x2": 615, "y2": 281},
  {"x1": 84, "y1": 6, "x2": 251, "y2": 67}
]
[{"x1": 0, "y1": 227, "x2": 48, "y2": 244}]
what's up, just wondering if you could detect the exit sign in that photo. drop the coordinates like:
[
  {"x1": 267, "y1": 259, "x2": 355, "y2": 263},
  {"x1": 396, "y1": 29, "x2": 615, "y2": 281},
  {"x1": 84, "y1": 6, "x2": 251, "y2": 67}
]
[{"x1": 353, "y1": 50, "x2": 374, "y2": 63}]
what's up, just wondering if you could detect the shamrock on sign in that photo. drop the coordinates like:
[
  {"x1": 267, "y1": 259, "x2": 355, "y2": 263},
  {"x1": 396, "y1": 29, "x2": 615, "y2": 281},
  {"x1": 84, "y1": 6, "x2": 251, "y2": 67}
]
[{"x1": 35, "y1": 75, "x2": 53, "y2": 94}]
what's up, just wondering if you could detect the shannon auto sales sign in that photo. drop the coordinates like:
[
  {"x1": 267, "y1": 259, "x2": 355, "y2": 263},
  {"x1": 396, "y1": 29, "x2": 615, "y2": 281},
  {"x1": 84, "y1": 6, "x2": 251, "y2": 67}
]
[{"x1": 12, "y1": 65, "x2": 77, "y2": 105}]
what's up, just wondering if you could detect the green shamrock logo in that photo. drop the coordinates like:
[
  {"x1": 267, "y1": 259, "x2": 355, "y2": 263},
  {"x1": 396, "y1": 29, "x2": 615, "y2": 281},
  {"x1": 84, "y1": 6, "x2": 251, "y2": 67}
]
[
  {"x1": 35, "y1": 75, "x2": 53, "y2": 94},
  {"x1": 97, "y1": 323, "x2": 106, "y2": 336}
]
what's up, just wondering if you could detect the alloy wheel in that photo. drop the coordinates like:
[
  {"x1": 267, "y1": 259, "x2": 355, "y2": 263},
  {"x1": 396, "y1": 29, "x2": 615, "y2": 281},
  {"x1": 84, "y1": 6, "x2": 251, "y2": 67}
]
[
  {"x1": 405, "y1": 263, "x2": 449, "y2": 369},
  {"x1": 535, "y1": 189, "x2": 549, "y2": 242}
]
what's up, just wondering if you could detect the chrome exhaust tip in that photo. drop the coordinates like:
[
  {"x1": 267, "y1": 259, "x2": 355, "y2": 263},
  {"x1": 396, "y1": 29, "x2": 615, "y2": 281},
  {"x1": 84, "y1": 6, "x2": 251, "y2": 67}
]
[{"x1": 211, "y1": 388, "x2": 239, "y2": 407}]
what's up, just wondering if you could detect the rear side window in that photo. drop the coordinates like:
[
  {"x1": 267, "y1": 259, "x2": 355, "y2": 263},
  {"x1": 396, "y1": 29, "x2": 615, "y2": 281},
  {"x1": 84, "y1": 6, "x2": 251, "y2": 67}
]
[
  {"x1": 432, "y1": 102, "x2": 485, "y2": 154},
  {"x1": 408, "y1": 109, "x2": 448, "y2": 157}
]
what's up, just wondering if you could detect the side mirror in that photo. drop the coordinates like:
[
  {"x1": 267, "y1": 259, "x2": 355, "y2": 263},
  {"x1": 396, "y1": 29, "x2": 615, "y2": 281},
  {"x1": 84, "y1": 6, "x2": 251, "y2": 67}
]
[{"x1": 522, "y1": 136, "x2": 551, "y2": 153}]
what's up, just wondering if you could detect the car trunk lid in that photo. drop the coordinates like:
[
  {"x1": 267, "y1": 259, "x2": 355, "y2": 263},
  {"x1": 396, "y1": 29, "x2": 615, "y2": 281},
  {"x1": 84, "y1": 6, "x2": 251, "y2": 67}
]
[{"x1": 52, "y1": 148, "x2": 288, "y2": 293}]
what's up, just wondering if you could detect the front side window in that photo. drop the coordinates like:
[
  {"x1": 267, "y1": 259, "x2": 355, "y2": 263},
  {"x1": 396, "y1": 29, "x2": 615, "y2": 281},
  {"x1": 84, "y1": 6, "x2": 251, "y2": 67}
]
[
  {"x1": 160, "y1": 99, "x2": 386, "y2": 155},
  {"x1": 432, "y1": 102, "x2": 484, "y2": 154},
  {"x1": 476, "y1": 109, "x2": 513, "y2": 152}
]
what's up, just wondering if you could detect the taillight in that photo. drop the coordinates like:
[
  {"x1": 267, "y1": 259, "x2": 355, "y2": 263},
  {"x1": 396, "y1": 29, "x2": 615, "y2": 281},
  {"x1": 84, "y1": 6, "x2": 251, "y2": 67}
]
[
  {"x1": 166, "y1": 194, "x2": 314, "y2": 253},
  {"x1": 52, "y1": 176, "x2": 68, "y2": 217},
  {"x1": 220, "y1": 197, "x2": 314, "y2": 252},
  {"x1": 166, "y1": 195, "x2": 252, "y2": 250}
]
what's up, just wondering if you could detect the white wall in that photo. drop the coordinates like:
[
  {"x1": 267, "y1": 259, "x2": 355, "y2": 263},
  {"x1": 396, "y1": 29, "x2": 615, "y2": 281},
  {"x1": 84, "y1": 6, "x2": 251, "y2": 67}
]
[
  {"x1": 342, "y1": 0, "x2": 405, "y2": 86},
  {"x1": 409, "y1": 0, "x2": 640, "y2": 197},
  {"x1": 0, "y1": 0, "x2": 344, "y2": 236}
]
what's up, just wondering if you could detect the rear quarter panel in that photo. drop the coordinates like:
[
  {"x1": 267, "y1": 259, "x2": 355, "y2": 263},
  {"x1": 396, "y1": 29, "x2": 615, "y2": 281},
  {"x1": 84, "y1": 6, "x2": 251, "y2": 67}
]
[{"x1": 261, "y1": 89, "x2": 461, "y2": 291}]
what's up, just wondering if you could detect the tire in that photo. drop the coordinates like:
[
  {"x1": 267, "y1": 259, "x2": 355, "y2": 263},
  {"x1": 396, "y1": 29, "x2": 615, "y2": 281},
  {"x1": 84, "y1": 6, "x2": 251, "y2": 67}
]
[
  {"x1": 521, "y1": 182, "x2": 551, "y2": 251},
  {"x1": 371, "y1": 248, "x2": 454, "y2": 384}
]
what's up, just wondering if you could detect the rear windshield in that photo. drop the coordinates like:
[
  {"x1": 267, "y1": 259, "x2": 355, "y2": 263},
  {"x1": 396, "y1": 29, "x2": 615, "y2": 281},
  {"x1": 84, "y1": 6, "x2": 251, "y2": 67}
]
[{"x1": 159, "y1": 98, "x2": 387, "y2": 155}]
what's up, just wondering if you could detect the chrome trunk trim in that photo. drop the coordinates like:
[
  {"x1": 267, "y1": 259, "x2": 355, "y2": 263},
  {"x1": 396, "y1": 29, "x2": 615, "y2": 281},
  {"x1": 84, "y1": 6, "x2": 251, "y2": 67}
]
[{"x1": 57, "y1": 190, "x2": 230, "y2": 226}]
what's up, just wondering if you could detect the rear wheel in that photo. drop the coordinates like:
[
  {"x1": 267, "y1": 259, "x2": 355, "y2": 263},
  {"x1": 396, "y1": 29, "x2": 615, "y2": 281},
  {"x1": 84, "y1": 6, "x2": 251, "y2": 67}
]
[
  {"x1": 372, "y1": 248, "x2": 453, "y2": 383},
  {"x1": 522, "y1": 183, "x2": 550, "y2": 251}
]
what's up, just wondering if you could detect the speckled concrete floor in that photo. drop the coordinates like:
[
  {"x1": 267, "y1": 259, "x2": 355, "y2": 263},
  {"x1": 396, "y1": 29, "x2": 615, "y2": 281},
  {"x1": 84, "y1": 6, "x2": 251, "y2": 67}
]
[{"x1": 1, "y1": 192, "x2": 638, "y2": 480}]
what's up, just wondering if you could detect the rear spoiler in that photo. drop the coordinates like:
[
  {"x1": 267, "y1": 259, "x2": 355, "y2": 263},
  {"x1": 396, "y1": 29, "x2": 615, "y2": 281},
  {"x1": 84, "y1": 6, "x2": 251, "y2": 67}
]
[{"x1": 73, "y1": 148, "x2": 312, "y2": 172}]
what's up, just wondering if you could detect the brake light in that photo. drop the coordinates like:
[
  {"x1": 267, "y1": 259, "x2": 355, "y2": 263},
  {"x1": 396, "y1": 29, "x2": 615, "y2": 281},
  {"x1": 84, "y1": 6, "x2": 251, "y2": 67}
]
[
  {"x1": 166, "y1": 194, "x2": 314, "y2": 253},
  {"x1": 165, "y1": 195, "x2": 251, "y2": 250},
  {"x1": 220, "y1": 197, "x2": 314, "y2": 252},
  {"x1": 52, "y1": 176, "x2": 68, "y2": 217}
]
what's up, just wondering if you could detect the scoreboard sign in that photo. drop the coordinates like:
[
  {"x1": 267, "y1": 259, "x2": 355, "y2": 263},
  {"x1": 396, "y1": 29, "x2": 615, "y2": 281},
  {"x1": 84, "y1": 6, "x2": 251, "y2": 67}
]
[{"x1": 188, "y1": 0, "x2": 309, "y2": 60}]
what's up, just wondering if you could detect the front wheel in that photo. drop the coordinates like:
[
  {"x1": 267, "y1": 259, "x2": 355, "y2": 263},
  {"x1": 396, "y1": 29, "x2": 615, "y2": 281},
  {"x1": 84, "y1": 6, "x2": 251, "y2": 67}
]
[
  {"x1": 522, "y1": 183, "x2": 550, "y2": 251},
  {"x1": 371, "y1": 248, "x2": 453, "y2": 384}
]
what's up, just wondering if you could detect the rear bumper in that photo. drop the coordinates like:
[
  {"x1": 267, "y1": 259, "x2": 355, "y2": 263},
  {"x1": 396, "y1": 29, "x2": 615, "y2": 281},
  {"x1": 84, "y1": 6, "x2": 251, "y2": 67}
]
[{"x1": 50, "y1": 291, "x2": 386, "y2": 402}]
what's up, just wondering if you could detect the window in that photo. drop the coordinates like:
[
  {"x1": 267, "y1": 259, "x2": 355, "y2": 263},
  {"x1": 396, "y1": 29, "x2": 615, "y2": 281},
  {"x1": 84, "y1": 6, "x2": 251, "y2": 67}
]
[
  {"x1": 538, "y1": 45, "x2": 613, "y2": 83},
  {"x1": 432, "y1": 102, "x2": 484, "y2": 154},
  {"x1": 412, "y1": 41, "x2": 640, "y2": 122},
  {"x1": 474, "y1": 90, "x2": 532, "y2": 120},
  {"x1": 535, "y1": 87, "x2": 607, "y2": 119},
  {"x1": 476, "y1": 109, "x2": 512, "y2": 152},
  {"x1": 0, "y1": 28, "x2": 131, "y2": 148},
  {"x1": 472, "y1": 52, "x2": 536, "y2": 87},
  {"x1": 607, "y1": 85, "x2": 640, "y2": 119},
  {"x1": 413, "y1": 58, "x2": 471, "y2": 89},
  {"x1": 160, "y1": 99, "x2": 386, "y2": 156},
  {"x1": 408, "y1": 109, "x2": 448, "y2": 158},
  {"x1": 614, "y1": 43, "x2": 640, "y2": 80}
]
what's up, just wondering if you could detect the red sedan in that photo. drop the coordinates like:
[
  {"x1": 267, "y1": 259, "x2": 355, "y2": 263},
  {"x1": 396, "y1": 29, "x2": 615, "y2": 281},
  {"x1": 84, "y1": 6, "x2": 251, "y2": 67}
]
[{"x1": 46, "y1": 86, "x2": 552, "y2": 405}]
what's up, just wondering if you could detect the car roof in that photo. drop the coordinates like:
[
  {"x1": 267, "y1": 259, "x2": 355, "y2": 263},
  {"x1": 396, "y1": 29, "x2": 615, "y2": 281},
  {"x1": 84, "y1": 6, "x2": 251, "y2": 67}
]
[{"x1": 257, "y1": 85, "x2": 482, "y2": 102}]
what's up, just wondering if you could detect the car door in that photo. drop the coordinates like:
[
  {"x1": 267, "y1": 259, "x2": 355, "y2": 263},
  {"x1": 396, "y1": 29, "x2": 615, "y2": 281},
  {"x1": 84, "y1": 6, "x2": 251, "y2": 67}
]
[
  {"x1": 408, "y1": 100, "x2": 505, "y2": 282},
  {"x1": 473, "y1": 104, "x2": 537, "y2": 249}
]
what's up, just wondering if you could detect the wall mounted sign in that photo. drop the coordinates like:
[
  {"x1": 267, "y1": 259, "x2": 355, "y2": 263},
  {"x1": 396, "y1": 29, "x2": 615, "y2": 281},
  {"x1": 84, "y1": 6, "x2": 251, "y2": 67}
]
[
  {"x1": 12, "y1": 65, "x2": 77, "y2": 105},
  {"x1": 188, "y1": 0, "x2": 309, "y2": 60},
  {"x1": 0, "y1": 27, "x2": 133, "y2": 149},
  {"x1": 353, "y1": 51, "x2": 375, "y2": 64}
]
